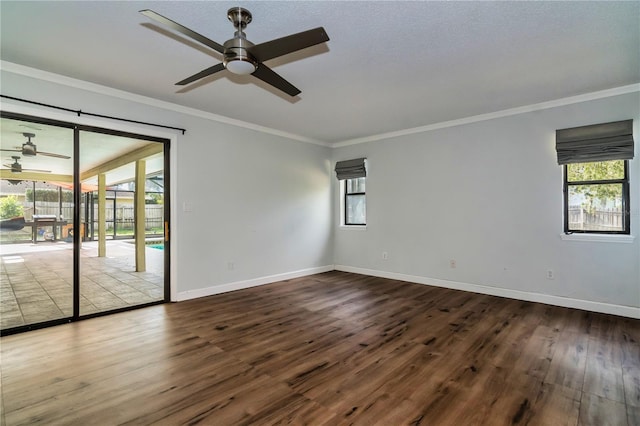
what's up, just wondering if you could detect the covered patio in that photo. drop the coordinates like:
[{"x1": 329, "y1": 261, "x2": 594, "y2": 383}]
[{"x1": 0, "y1": 239, "x2": 164, "y2": 330}]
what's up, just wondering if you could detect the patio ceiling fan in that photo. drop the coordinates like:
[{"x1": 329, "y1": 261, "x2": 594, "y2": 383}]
[
  {"x1": 0, "y1": 133, "x2": 71, "y2": 159},
  {"x1": 2, "y1": 156, "x2": 51, "y2": 173},
  {"x1": 140, "y1": 7, "x2": 330, "y2": 97}
]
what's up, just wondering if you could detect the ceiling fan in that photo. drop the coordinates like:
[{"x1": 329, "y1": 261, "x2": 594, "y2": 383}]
[
  {"x1": 2, "y1": 156, "x2": 51, "y2": 173},
  {"x1": 140, "y1": 7, "x2": 329, "y2": 96},
  {"x1": 0, "y1": 133, "x2": 71, "y2": 159}
]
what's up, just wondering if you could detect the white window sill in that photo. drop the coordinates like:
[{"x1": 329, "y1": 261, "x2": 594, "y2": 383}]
[
  {"x1": 340, "y1": 225, "x2": 367, "y2": 230},
  {"x1": 560, "y1": 233, "x2": 635, "y2": 243}
]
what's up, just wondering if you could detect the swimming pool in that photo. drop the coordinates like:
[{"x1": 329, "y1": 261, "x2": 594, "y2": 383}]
[{"x1": 148, "y1": 244, "x2": 164, "y2": 250}]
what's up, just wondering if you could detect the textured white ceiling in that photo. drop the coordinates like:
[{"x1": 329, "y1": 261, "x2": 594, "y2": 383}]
[{"x1": 1, "y1": 1, "x2": 639, "y2": 144}]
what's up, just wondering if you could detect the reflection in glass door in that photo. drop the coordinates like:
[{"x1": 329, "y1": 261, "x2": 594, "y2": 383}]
[
  {"x1": 78, "y1": 129, "x2": 166, "y2": 316},
  {"x1": 0, "y1": 117, "x2": 74, "y2": 330}
]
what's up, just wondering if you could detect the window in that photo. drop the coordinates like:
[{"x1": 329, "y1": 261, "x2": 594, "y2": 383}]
[
  {"x1": 335, "y1": 158, "x2": 367, "y2": 227},
  {"x1": 564, "y1": 160, "x2": 630, "y2": 234},
  {"x1": 556, "y1": 120, "x2": 634, "y2": 235},
  {"x1": 345, "y1": 177, "x2": 366, "y2": 225}
]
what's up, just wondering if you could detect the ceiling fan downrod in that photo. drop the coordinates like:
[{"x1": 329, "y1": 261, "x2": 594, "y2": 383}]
[{"x1": 224, "y1": 7, "x2": 257, "y2": 75}]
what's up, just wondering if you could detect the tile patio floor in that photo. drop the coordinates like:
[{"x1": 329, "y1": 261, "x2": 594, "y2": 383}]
[{"x1": 0, "y1": 240, "x2": 164, "y2": 330}]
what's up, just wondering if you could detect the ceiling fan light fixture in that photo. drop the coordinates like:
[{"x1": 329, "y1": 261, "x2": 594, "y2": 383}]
[
  {"x1": 10, "y1": 157, "x2": 22, "y2": 173},
  {"x1": 226, "y1": 57, "x2": 257, "y2": 75},
  {"x1": 22, "y1": 142, "x2": 37, "y2": 156},
  {"x1": 21, "y1": 132, "x2": 37, "y2": 156}
]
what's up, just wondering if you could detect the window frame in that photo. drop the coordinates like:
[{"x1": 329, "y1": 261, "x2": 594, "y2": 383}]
[
  {"x1": 344, "y1": 177, "x2": 366, "y2": 226},
  {"x1": 563, "y1": 160, "x2": 630, "y2": 235}
]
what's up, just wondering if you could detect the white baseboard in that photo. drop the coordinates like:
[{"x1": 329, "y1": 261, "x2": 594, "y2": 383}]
[
  {"x1": 176, "y1": 264, "x2": 639, "y2": 319},
  {"x1": 176, "y1": 265, "x2": 334, "y2": 301},
  {"x1": 334, "y1": 265, "x2": 640, "y2": 319}
]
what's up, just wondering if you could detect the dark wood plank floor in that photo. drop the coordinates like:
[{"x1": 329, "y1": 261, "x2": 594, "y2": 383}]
[{"x1": 1, "y1": 271, "x2": 639, "y2": 425}]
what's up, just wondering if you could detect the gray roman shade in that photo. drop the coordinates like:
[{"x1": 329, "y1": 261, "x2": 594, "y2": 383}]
[
  {"x1": 335, "y1": 158, "x2": 367, "y2": 180},
  {"x1": 556, "y1": 119, "x2": 634, "y2": 165}
]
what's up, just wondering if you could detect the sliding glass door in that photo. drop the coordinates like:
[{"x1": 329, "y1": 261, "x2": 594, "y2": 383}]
[
  {"x1": 0, "y1": 112, "x2": 169, "y2": 334},
  {"x1": 78, "y1": 129, "x2": 166, "y2": 316},
  {"x1": 0, "y1": 117, "x2": 75, "y2": 330}
]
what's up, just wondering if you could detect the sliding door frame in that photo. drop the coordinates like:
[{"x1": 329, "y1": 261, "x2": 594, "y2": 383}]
[{"x1": 0, "y1": 111, "x2": 171, "y2": 335}]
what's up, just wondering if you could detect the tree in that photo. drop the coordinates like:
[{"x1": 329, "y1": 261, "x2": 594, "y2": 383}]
[
  {"x1": 146, "y1": 193, "x2": 163, "y2": 205},
  {"x1": 567, "y1": 160, "x2": 623, "y2": 211},
  {"x1": 567, "y1": 160, "x2": 623, "y2": 182},
  {"x1": 0, "y1": 196, "x2": 24, "y2": 219}
]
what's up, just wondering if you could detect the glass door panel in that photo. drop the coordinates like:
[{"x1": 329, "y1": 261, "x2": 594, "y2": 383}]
[
  {"x1": 78, "y1": 130, "x2": 165, "y2": 316},
  {"x1": 0, "y1": 117, "x2": 74, "y2": 331}
]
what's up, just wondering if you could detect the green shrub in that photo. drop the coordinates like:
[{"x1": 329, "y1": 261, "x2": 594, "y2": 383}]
[
  {"x1": 25, "y1": 189, "x2": 73, "y2": 202},
  {"x1": 0, "y1": 196, "x2": 24, "y2": 219}
]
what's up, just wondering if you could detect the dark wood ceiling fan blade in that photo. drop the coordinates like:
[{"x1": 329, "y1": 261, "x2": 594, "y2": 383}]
[
  {"x1": 38, "y1": 151, "x2": 71, "y2": 159},
  {"x1": 252, "y1": 64, "x2": 300, "y2": 97},
  {"x1": 23, "y1": 168, "x2": 52, "y2": 173},
  {"x1": 250, "y1": 27, "x2": 329, "y2": 62},
  {"x1": 2, "y1": 148, "x2": 69, "y2": 159},
  {"x1": 2, "y1": 165, "x2": 51, "y2": 173},
  {"x1": 176, "y1": 63, "x2": 226, "y2": 86},
  {"x1": 140, "y1": 9, "x2": 225, "y2": 54}
]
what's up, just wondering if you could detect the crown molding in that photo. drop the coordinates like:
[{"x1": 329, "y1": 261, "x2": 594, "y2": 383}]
[
  {"x1": 3, "y1": 61, "x2": 637, "y2": 150},
  {"x1": 0, "y1": 60, "x2": 329, "y2": 147},
  {"x1": 333, "y1": 83, "x2": 640, "y2": 148}
]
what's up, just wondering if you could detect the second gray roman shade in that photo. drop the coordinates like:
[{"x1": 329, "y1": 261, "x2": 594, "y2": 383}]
[
  {"x1": 335, "y1": 158, "x2": 366, "y2": 180},
  {"x1": 555, "y1": 119, "x2": 634, "y2": 165}
]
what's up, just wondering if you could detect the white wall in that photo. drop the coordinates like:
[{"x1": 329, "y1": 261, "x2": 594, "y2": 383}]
[
  {"x1": 175, "y1": 125, "x2": 334, "y2": 298},
  {"x1": 1, "y1": 67, "x2": 334, "y2": 300},
  {"x1": 333, "y1": 92, "x2": 640, "y2": 317}
]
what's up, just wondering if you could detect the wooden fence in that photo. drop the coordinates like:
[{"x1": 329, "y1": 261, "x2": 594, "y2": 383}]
[
  {"x1": 21, "y1": 202, "x2": 164, "y2": 231},
  {"x1": 568, "y1": 206, "x2": 624, "y2": 231}
]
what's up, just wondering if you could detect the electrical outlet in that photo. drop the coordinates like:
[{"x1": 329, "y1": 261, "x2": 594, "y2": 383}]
[
  {"x1": 382, "y1": 252, "x2": 388, "y2": 260},
  {"x1": 546, "y1": 269, "x2": 554, "y2": 280},
  {"x1": 227, "y1": 262, "x2": 235, "y2": 271},
  {"x1": 450, "y1": 259, "x2": 456, "y2": 269}
]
